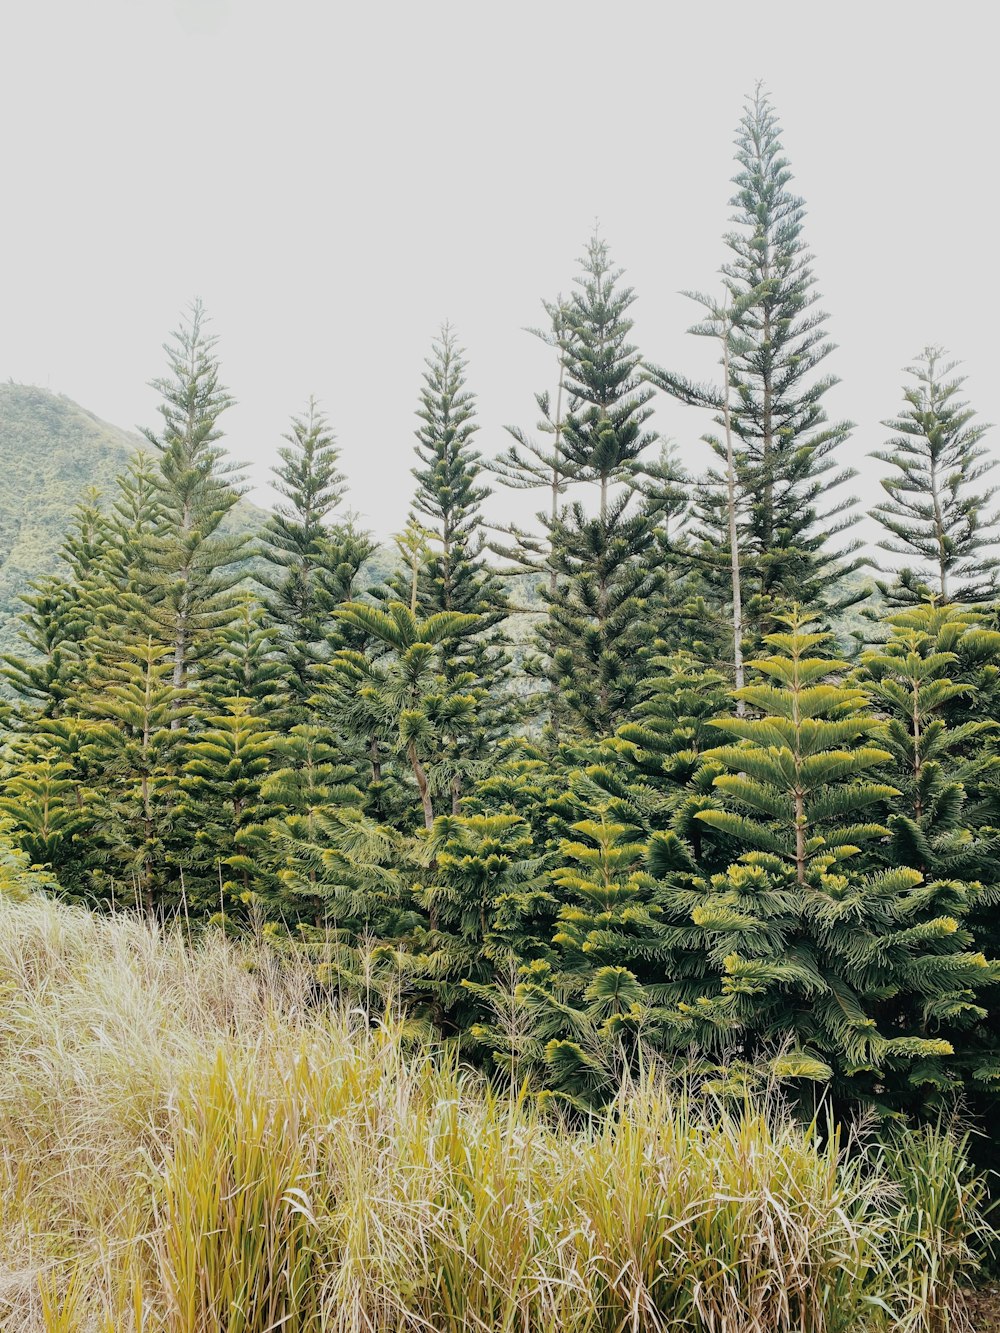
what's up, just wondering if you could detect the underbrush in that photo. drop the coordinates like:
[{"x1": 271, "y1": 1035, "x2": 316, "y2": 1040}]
[{"x1": 0, "y1": 896, "x2": 992, "y2": 1331}]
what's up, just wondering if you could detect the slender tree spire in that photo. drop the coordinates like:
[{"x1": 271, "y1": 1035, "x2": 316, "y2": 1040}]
[
  {"x1": 872, "y1": 347, "x2": 998, "y2": 604},
  {"x1": 140, "y1": 300, "x2": 247, "y2": 693}
]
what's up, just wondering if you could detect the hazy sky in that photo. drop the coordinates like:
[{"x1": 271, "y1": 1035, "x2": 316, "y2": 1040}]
[{"x1": 3, "y1": 0, "x2": 997, "y2": 547}]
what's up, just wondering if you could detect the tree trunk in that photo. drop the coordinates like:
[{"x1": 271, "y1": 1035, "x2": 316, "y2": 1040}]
[
  {"x1": 407, "y1": 739, "x2": 435, "y2": 830},
  {"x1": 721, "y1": 314, "x2": 746, "y2": 714}
]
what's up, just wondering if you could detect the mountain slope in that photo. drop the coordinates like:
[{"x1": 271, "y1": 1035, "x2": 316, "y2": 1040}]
[
  {"x1": 0, "y1": 384, "x2": 138, "y2": 644},
  {"x1": 0, "y1": 384, "x2": 265, "y2": 656}
]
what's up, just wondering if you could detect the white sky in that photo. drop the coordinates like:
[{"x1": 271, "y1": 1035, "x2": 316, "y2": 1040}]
[{"x1": 2, "y1": 0, "x2": 997, "y2": 548}]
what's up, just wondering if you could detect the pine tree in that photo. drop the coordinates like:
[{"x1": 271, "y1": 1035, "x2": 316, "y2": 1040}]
[
  {"x1": 407, "y1": 324, "x2": 494, "y2": 618},
  {"x1": 538, "y1": 234, "x2": 665, "y2": 737},
  {"x1": 179, "y1": 697, "x2": 277, "y2": 912},
  {"x1": 396, "y1": 812, "x2": 545, "y2": 1043},
  {"x1": 86, "y1": 452, "x2": 169, "y2": 653},
  {"x1": 3, "y1": 491, "x2": 115, "y2": 716},
  {"x1": 0, "y1": 718, "x2": 102, "y2": 897},
  {"x1": 140, "y1": 300, "x2": 248, "y2": 692},
  {"x1": 857, "y1": 605, "x2": 1000, "y2": 1097},
  {"x1": 3, "y1": 574, "x2": 88, "y2": 717},
  {"x1": 266, "y1": 804, "x2": 409, "y2": 987},
  {"x1": 489, "y1": 298, "x2": 577, "y2": 739},
  {"x1": 648, "y1": 89, "x2": 860, "y2": 630},
  {"x1": 393, "y1": 327, "x2": 518, "y2": 804},
  {"x1": 860, "y1": 604, "x2": 1000, "y2": 879},
  {"x1": 872, "y1": 348, "x2": 998, "y2": 604},
  {"x1": 202, "y1": 596, "x2": 287, "y2": 713},
  {"x1": 324, "y1": 602, "x2": 481, "y2": 830},
  {"x1": 669, "y1": 613, "x2": 1000, "y2": 1100},
  {"x1": 546, "y1": 496, "x2": 664, "y2": 737},
  {"x1": 261, "y1": 399, "x2": 373, "y2": 713},
  {"x1": 561, "y1": 234, "x2": 657, "y2": 514},
  {"x1": 83, "y1": 639, "x2": 191, "y2": 914}
]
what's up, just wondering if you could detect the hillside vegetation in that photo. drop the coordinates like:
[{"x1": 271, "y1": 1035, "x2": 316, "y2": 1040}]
[
  {"x1": 0, "y1": 890, "x2": 991, "y2": 1332},
  {"x1": 0, "y1": 385, "x2": 136, "y2": 644},
  {"x1": 5, "y1": 85, "x2": 1000, "y2": 1328}
]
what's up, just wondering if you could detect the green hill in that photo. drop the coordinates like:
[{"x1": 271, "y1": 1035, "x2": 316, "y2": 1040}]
[
  {"x1": 0, "y1": 383, "x2": 265, "y2": 656},
  {"x1": 0, "y1": 384, "x2": 138, "y2": 646}
]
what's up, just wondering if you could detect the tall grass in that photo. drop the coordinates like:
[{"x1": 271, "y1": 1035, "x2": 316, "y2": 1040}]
[{"x1": 0, "y1": 895, "x2": 991, "y2": 1332}]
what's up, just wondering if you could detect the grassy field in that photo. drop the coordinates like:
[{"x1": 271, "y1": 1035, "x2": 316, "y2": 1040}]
[{"x1": 0, "y1": 896, "x2": 993, "y2": 1332}]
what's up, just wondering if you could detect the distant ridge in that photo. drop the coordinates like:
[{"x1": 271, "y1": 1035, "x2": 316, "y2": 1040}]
[
  {"x1": 0, "y1": 383, "x2": 263, "y2": 655},
  {"x1": 0, "y1": 384, "x2": 138, "y2": 646}
]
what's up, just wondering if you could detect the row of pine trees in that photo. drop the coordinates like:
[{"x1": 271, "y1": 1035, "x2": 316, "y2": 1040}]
[{"x1": 3, "y1": 88, "x2": 1000, "y2": 1119}]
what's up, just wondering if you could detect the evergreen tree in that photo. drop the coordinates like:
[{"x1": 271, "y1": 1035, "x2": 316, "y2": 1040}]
[
  {"x1": 261, "y1": 399, "x2": 373, "y2": 712},
  {"x1": 3, "y1": 574, "x2": 88, "y2": 717},
  {"x1": 671, "y1": 614, "x2": 1000, "y2": 1101},
  {"x1": 0, "y1": 718, "x2": 102, "y2": 896},
  {"x1": 393, "y1": 327, "x2": 518, "y2": 804},
  {"x1": 490, "y1": 298, "x2": 577, "y2": 740},
  {"x1": 324, "y1": 601, "x2": 481, "y2": 829},
  {"x1": 3, "y1": 491, "x2": 115, "y2": 716},
  {"x1": 86, "y1": 452, "x2": 169, "y2": 653},
  {"x1": 540, "y1": 234, "x2": 666, "y2": 736},
  {"x1": 648, "y1": 89, "x2": 860, "y2": 629},
  {"x1": 396, "y1": 812, "x2": 545, "y2": 1043},
  {"x1": 140, "y1": 300, "x2": 248, "y2": 691},
  {"x1": 202, "y1": 596, "x2": 287, "y2": 713},
  {"x1": 407, "y1": 324, "x2": 494, "y2": 618},
  {"x1": 872, "y1": 348, "x2": 998, "y2": 604},
  {"x1": 179, "y1": 697, "x2": 277, "y2": 912},
  {"x1": 83, "y1": 639, "x2": 190, "y2": 914}
]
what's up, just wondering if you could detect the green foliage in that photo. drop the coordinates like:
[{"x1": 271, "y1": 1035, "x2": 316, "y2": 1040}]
[
  {"x1": 0, "y1": 384, "x2": 136, "y2": 654},
  {"x1": 180, "y1": 697, "x2": 278, "y2": 911},
  {"x1": 7, "y1": 98, "x2": 1000, "y2": 1139},
  {"x1": 647, "y1": 87, "x2": 862, "y2": 638},
  {"x1": 139, "y1": 300, "x2": 250, "y2": 689},
  {"x1": 260, "y1": 398, "x2": 374, "y2": 715},
  {"x1": 535, "y1": 234, "x2": 668, "y2": 737},
  {"x1": 872, "y1": 347, "x2": 999, "y2": 604}
]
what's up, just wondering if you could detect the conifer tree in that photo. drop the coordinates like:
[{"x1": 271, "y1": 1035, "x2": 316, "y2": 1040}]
[
  {"x1": 83, "y1": 639, "x2": 190, "y2": 914},
  {"x1": 490, "y1": 299, "x2": 577, "y2": 739},
  {"x1": 266, "y1": 804, "x2": 408, "y2": 981},
  {"x1": 261, "y1": 399, "x2": 373, "y2": 712},
  {"x1": 407, "y1": 324, "x2": 494, "y2": 618},
  {"x1": 0, "y1": 719, "x2": 102, "y2": 896},
  {"x1": 539, "y1": 234, "x2": 665, "y2": 736},
  {"x1": 872, "y1": 348, "x2": 998, "y2": 604},
  {"x1": 202, "y1": 596, "x2": 287, "y2": 713},
  {"x1": 860, "y1": 604, "x2": 1000, "y2": 879},
  {"x1": 179, "y1": 697, "x2": 277, "y2": 911},
  {"x1": 86, "y1": 452, "x2": 168, "y2": 652},
  {"x1": 561, "y1": 234, "x2": 657, "y2": 513},
  {"x1": 857, "y1": 605, "x2": 1000, "y2": 1097},
  {"x1": 396, "y1": 812, "x2": 545, "y2": 1041},
  {"x1": 140, "y1": 300, "x2": 248, "y2": 691},
  {"x1": 3, "y1": 575, "x2": 88, "y2": 717},
  {"x1": 673, "y1": 614, "x2": 1000, "y2": 1100},
  {"x1": 393, "y1": 327, "x2": 517, "y2": 803},
  {"x1": 3, "y1": 492, "x2": 115, "y2": 716},
  {"x1": 648, "y1": 89, "x2": 860, "y2": 629},
  {"x1": 325, "y1": 602, "x2": 481, "y2": 829}
]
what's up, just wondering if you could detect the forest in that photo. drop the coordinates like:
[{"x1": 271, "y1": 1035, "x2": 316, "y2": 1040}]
[{"x1": 3, "y1": 87, "x2": 1000, "y2": 1330}]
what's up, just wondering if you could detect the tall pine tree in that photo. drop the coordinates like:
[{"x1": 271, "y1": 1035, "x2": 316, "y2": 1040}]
[
  {"x1": 261, "y1": 398, "x2": 373, "y2": 713},
  {"x1": 648, "y1": 88, "x2": 861, "y2": 633},
  {"x1": 872, "y1": 348, "x2": 998, "y2": 604},
  {"x1": 140, "y1": 300, "x2": 248, "y2": 692}
]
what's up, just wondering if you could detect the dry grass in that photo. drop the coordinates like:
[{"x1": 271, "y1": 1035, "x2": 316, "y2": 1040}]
[{"x1": 0, "y1": 895, "x2": 991, "y2": 1332}]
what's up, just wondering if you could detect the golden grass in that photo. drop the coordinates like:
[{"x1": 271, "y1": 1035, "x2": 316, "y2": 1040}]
[{"x1": 0, "y1": 895, "x2": 990, "y2": 1332}]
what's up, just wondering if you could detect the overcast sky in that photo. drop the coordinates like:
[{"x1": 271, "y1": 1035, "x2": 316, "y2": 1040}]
[{"x1": 2, "y1": 0, "x2": 997, "y2": 548}]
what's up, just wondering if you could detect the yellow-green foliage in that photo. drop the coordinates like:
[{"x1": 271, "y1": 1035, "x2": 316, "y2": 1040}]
[{"x1": 0, "y1": 895, "x2": 990, "y2": 1332}]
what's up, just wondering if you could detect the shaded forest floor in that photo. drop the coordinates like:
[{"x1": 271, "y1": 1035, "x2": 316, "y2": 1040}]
[{"x1": 969, "y1": 1287, "x2": 1000, "y2": 1331}]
